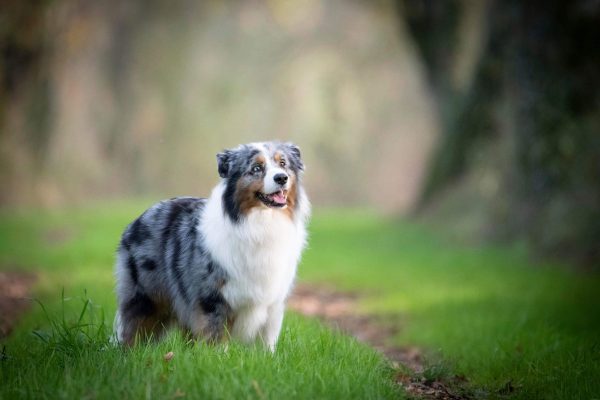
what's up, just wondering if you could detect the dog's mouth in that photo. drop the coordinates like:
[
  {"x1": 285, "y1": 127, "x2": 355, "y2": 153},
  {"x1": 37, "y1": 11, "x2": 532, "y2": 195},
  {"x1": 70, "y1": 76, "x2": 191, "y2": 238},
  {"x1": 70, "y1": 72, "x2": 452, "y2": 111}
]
[{"x1": 256, "y1": 190, "x2": 288, "y2": 208}]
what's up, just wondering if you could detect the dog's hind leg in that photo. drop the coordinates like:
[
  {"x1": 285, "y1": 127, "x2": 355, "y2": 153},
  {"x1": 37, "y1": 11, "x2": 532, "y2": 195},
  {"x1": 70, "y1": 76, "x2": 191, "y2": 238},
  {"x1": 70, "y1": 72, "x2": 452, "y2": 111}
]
[
  {"x1": 116, "y1": 291, "x2": 169, "y2": 346},
  {"x1": 188, "y1": 306, "x2": 231, "y2": 344}
]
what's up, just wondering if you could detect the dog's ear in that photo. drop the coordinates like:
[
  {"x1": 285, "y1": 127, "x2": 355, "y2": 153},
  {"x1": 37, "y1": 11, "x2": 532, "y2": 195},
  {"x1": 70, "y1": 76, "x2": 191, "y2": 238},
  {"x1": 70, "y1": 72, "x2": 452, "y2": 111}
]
[
  {"x1": 285, "y1": 142, "x2": 304, "y2": 171},
  {"x1": 216, "y1": 150, "x2": 233, "y2": 178}
]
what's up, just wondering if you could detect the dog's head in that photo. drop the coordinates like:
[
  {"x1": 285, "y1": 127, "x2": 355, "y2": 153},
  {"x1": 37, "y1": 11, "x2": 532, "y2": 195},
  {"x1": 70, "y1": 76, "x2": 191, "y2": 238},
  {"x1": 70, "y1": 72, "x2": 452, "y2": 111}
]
[{"x1": 217, "y1": 141, "x2": 304, "y2": 222}]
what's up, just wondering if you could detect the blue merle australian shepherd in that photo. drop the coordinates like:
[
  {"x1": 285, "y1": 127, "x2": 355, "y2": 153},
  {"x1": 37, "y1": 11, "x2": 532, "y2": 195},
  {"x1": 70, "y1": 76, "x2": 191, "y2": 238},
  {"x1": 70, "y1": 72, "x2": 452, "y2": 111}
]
[{"x1": 114, "y1": 141, "x2": 309, "y2": 351}]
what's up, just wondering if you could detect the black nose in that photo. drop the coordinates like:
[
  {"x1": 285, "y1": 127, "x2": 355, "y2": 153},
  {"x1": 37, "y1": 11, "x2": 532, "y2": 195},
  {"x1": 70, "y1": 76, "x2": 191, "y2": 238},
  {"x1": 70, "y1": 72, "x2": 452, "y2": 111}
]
[{"x1": 274, "y1": 173, "x2": 288, "y2": 185}]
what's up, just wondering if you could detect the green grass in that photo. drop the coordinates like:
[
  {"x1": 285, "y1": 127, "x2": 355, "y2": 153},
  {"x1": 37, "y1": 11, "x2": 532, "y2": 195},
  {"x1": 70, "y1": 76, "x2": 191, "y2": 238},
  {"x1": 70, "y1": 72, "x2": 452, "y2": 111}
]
[
  {"x1": 0, "y1": 202, "x2": 400, "y2": 400},
  {"x1": 301, "y1": 209, "x2": 600, "y2": 399},
  {"x1": 1, "y1": 203, "x2": 600, "y2": 399},
  {"x1": 3, "y1": 298, "x2": 395, "y2": 399}
]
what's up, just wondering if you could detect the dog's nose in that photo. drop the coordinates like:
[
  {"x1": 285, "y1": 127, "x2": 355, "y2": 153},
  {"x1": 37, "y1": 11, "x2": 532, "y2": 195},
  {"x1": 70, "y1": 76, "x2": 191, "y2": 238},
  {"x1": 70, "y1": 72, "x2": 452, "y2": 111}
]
[{"x1": 274, "y1": 173, "x2": 288, "y2": 185}]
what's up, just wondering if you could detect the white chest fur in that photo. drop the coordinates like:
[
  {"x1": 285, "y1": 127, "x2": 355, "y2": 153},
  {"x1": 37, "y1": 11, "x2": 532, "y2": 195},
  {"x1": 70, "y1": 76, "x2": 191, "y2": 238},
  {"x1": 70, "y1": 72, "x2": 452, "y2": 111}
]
[{"x1": 201, "y1": 184, "x2": 307, "y2": 310}]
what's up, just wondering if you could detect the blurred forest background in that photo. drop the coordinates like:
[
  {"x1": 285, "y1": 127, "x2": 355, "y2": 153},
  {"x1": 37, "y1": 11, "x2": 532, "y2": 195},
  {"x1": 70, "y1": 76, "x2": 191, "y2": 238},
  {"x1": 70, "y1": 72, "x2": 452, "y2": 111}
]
[{"x1": 1, "y1": 0, "x2": 599, "y2": 267}]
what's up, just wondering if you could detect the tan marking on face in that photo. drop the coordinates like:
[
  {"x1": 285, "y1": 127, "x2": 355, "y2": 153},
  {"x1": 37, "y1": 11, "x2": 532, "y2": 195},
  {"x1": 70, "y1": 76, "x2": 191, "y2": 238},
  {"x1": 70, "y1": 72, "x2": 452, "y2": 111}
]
[
  {"x1": 236, "y1": 177, "x2": 265, "y2": 216},
  {"x1": 280, "y1": 173, "x2": 297, "y2": 221},
  {"x1": 274, "y1": 152, "x2": 282, "y2": 164},
  {"x1": 234, "y1": 153, "x2": 268, "y2": 216},
  {"x1": 255, "y1": 154, "x2": 266, "y2": 165}
]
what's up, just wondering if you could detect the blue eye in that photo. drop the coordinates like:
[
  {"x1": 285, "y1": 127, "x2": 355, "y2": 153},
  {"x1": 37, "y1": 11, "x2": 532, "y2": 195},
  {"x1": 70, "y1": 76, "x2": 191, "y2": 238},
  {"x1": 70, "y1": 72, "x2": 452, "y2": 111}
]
[{"x1": 252, "y1": 165, "x2": 263, "y2": 173}]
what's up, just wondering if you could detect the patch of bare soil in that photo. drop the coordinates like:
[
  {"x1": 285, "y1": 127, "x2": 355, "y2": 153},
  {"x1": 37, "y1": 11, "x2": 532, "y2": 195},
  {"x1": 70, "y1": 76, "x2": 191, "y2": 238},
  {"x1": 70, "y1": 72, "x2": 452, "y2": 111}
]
[
  {"x1": 289, "y1": 284, "x2": 472, "y2": 400},
  {"x1": 0, "y1": 271, "x2": 36, "y2": 339}
]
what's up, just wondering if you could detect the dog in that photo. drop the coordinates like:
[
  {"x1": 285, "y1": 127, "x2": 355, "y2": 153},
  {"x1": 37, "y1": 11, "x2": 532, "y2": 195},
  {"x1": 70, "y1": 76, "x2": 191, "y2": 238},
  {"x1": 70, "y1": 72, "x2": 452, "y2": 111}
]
[{"x1": 114, "y1": 141, "x2": 310, "y2": 351}]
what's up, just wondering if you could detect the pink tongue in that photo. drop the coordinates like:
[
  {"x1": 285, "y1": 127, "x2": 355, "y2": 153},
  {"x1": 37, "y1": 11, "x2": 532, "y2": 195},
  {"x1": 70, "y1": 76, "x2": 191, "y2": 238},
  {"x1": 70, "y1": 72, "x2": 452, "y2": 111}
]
[{"x1": 271, "y1": 191, "x2": 287, "y2": 204}]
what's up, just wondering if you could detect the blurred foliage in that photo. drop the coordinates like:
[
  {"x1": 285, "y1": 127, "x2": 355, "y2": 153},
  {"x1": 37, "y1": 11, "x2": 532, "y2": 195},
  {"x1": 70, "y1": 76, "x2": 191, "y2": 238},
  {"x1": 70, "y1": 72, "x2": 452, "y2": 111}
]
[
  {"x1": 0, "y1": 0, "x2": 435, "y2": 211},
  {"x1": 399, "y1": 0, "x2": 600, "y2": 267},
  {"x1": 0, "y1": 0, "x2": 54, "y2": 168},
  {"x1": 1, "y1": 0, "x2": 599, "y2": 266}
]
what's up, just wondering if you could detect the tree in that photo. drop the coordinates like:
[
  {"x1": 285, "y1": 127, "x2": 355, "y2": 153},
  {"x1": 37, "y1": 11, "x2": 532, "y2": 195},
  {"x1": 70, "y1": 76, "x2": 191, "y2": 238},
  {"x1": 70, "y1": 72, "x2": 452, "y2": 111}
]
[{"x1": 398, "y1": 0, "x2": 600, "y2": 266}]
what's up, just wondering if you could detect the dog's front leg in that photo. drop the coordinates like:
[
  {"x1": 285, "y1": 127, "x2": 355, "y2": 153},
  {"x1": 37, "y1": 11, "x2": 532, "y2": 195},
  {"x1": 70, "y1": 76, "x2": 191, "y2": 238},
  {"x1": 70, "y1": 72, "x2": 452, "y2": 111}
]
[
  {"x1": 261, "y1": 302, "x2": 284, "y2": 352},
  {"x1": 231, "y1": 306, "x2": 268, "y2": 345}
]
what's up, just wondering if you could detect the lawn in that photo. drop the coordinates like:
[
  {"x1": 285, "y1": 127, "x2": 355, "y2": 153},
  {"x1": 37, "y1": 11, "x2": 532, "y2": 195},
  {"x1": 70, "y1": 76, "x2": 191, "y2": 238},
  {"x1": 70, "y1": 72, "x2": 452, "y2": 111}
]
[
  {"x1": 1, "y1": 202, "x2": 599, "y2": 399},
  {"x1": 303, "y1": 210, "x2": 600, "y2": 399},
  {"x1": 0, "y1": 202, "x2": 400, "y2": 400}
]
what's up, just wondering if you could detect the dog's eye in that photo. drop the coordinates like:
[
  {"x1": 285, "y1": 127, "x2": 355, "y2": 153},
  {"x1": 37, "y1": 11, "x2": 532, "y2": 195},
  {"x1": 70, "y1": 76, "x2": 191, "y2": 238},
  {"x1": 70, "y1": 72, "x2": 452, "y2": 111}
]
[
  {"x1": 279, "y1": 159, "x2": 286, "y2": 167},
  {"x1": 252, "y1": 165, "x2": 263, "y2": 173}
]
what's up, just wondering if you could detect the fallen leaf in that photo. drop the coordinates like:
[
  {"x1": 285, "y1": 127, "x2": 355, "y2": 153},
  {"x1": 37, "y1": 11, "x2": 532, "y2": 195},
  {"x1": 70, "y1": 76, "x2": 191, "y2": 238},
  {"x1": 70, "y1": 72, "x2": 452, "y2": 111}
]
[{"x1": 164, "y1": 351, "x2": 174, "y2": 362}]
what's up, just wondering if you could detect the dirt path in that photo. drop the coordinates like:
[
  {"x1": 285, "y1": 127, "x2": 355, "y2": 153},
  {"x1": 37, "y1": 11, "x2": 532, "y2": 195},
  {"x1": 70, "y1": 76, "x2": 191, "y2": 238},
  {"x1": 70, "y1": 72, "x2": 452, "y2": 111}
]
[
  {"x1": 0, "y1": 271, "x2": 36, "y2": 339},
  {"x1": 289, "y1": 284, "x2": 471, "y2": 400}
]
